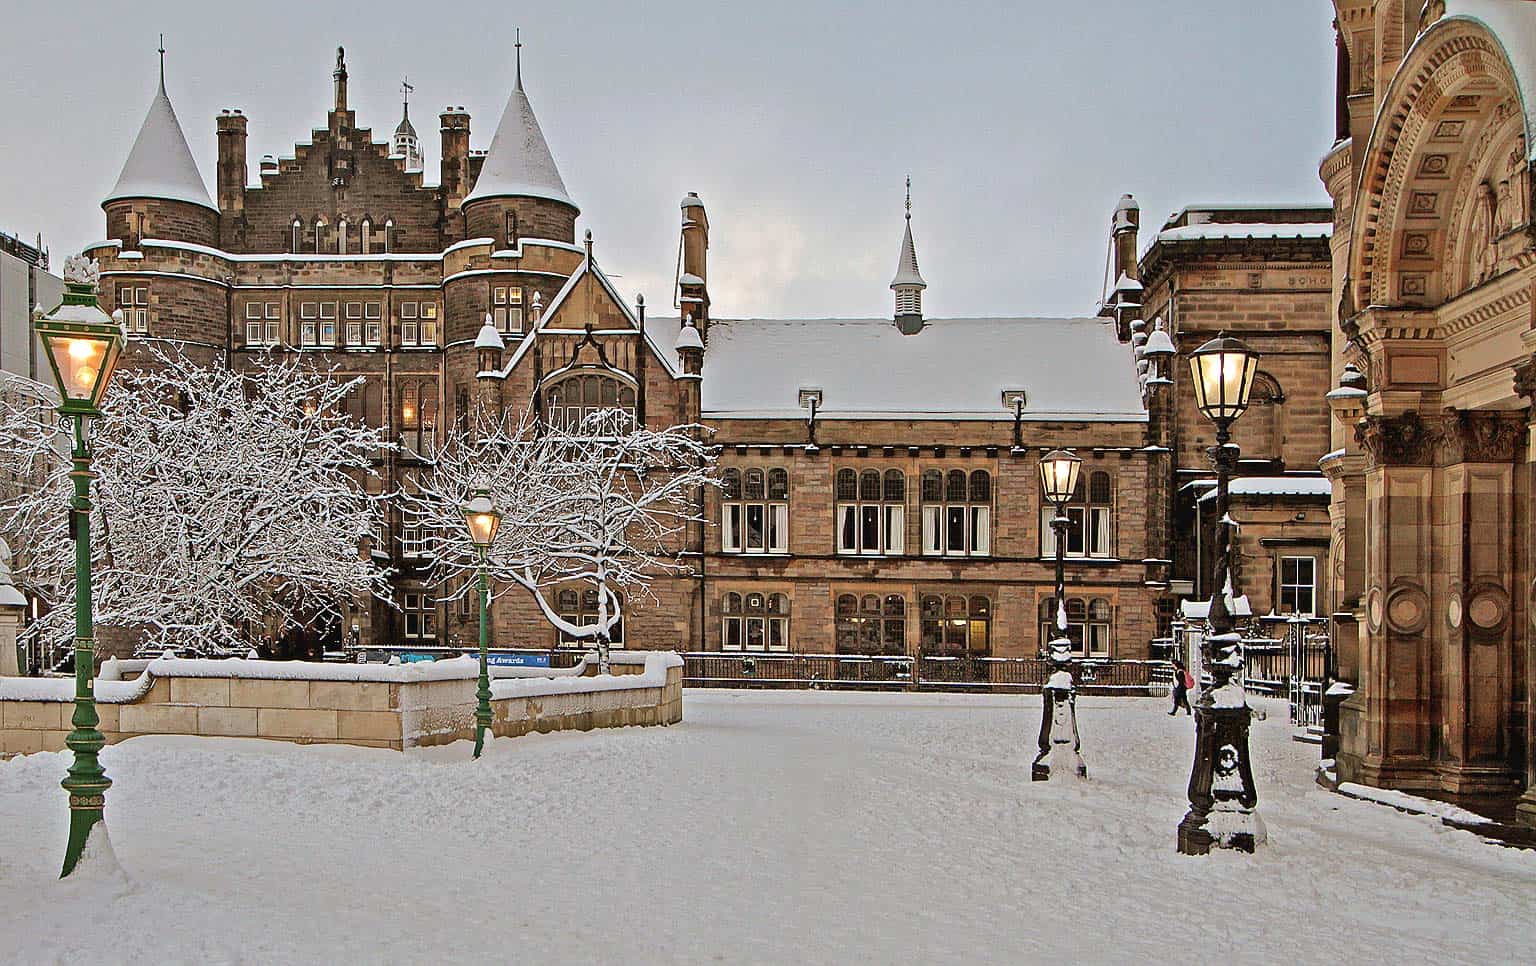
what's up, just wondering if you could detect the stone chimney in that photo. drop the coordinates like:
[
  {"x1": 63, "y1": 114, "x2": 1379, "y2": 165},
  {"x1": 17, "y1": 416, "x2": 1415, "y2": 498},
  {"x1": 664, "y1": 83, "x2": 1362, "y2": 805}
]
[
  {"x1": 1112, "y1": 193, "x2": 1140, "y2": 283},
  {"x1": 440, "y1": 107, "x2": 472, "y2": 213},
  {"x1": 679, "y1": 192, "x2": 711, "y2": 339},
  {"x1": 217, "y1": 109, "x2": 248, "y2": 222}
]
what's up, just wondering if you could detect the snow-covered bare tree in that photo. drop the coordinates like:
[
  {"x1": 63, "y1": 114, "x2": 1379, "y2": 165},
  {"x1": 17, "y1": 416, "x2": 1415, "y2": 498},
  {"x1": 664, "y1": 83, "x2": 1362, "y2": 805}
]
[
  {"x1": 403, "y1": 408, "x2": 717, "y2": 673},
  {"x1": 0, "y1": 347, "x2": 392, "y2": 657}
]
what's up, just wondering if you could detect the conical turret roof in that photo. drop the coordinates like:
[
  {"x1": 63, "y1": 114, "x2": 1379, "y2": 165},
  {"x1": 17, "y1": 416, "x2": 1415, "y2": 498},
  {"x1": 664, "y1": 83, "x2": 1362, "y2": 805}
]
[
  {"x1": 890, "y1": 218, "x2": 925, "y2": 289},
  {"x1": 462, "y1": 67, "x2": 575, "y2": 211},
  {"x1": 105, "y1": 75, "x2": 215, "y2": 212}
]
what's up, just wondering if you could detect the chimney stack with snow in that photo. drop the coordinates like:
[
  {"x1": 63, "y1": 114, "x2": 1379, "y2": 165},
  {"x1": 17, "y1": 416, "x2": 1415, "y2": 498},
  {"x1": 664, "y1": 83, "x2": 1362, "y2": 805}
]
[
  {"x1": 678, "y1": 192, "x2": 711, "y2": 340},
  {"x1": 1113, "y1": 194, "x2": 1140, "y2": 284},
  {"x1": 217, "y1": 109, "x2": 248, "y2": 223},
  {"x1": 440, "y1": 107, "x2": 472, "y2": 214}
]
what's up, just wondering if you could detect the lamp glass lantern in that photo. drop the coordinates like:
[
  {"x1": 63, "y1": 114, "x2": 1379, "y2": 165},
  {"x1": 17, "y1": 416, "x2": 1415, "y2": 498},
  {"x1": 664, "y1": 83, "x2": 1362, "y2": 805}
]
[
  {"x1": 464, "y1": 489, "x2": 501, "y2": 549},
  {"x1": 35, "y1": 289, "x2": 124, "y2": 414},
  {"x1": 1188, "y1": 335, "x2": 1259, "y2": 425},
  {"x1": 1038, "y1": 449, "x2": 1083, "y2": 507}
]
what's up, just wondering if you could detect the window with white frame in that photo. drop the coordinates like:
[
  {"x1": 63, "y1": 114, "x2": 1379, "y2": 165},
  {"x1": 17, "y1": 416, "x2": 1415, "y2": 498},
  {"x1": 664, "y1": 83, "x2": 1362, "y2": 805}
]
[
  {"x1": 337, "y1": 219, "x2": 348, "y2": 255},
  {"x1": 836, "y1": 468, "x2": 905, "y2": 555},
  {"x1": 399, "y1": 301, "x2": 438, "y2": 347},
  {"x1": 557, "y1": 588, "x2": 624, "y2": 645},
  {"x1": 491, "y1": 285, "x2": 524, "y2": 334},
  {"x1": 291, "y1": 219, "x2": 303, "y2": 253},
  {"x1": 919, "y1": 594, "x2": 991, "y2": 657},
  {"x1": 364, "y1": 301, "x2": 381, "y2": 346},
  {"x1": 118, "y1": 285, "x2": 148, "y2": 335},
  {"x1": 403, "y1": 591, "x2": 435, "y2": 639},
  {"x1": 300, "y1": 302, "x2": 318, "y2": 346},
  {"x1": 383, "y1": 219, "x2": 393, "y2": 253},
  {"x1": 721, "y1": 591, "x2": 789, "y2": 652},
  {"x1": 1278, "y1": 556, "x2": 1317, "y2": 616},
  {"x1": 1039, "y1": 597, "x2": 1112, "y2": 657},
  {"x1": 920, "y1": 469, "x2": 990, "y2": 557},
  {"x1": 344, "y1": 302, "x2": 362, "y2": 346},
  {"x1": 360, "y1": 219, "x2": 373, "y2": 255},
  {"x1": 1041, "y1": 469, "x2": 1113, "y2": 559},
  {"x1": 244, "y1": 301, "x2": 280, "y2": 346},
  {"x1": 313, "y1": 219, "x2": 326, "y2": 254},
  {"x1": 835, "y1": 593, "x2": 906, "y2": 655},
  {"x1": 721, "y1": 467, "x2": 789, "y2": 554}
]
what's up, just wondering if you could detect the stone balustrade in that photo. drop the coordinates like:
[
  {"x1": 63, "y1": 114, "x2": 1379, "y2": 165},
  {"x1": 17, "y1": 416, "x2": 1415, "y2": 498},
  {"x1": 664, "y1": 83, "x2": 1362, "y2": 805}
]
[{"x1": 0, "y1": 650, "x2": 682, "y2": 755}]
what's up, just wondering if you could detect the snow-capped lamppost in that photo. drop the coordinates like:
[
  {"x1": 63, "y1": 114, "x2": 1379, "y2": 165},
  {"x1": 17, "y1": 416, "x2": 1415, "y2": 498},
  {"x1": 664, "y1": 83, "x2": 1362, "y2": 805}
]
[
  {"x1": 1179, "y1": 335, "x2": 1265, "y2": 854},
  {"x1": 33, "y1": 256, "x2": 124, "y2": 877},
  {"x1": 464, "y1": 488, "x2": 501, "y2": 760},
  {"x1": 1032, "y1": 448, "x2": 1086, "y2": 781}
]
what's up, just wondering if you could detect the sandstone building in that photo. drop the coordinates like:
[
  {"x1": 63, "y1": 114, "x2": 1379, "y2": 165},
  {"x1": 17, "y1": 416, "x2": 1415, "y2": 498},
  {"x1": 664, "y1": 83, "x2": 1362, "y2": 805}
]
[
  {"x1": 75, "y1": 42, "x2": 1340, "y2": 672},
  {"x1": 1321, "y1": 0, "x2": 1536, "y2": 824}
]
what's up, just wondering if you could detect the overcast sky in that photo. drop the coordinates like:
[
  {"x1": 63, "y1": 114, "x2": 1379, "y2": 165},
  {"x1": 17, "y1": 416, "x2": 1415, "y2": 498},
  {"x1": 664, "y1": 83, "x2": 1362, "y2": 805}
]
[{"x1": 0, "y1": 0, "x2": 1335, "y2": 320}]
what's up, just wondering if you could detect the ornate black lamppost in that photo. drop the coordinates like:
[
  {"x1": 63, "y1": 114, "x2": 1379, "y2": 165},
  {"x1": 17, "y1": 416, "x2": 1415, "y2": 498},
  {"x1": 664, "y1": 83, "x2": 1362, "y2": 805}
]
[
  {"x1": 1033, "y1": 448, "x2": 1086, "y2": 781},
  {"x1": 463, "y1": 488, "x2": 501, "y2": 759},
  {"x1": 33, "y1": 257, "x2": 124, "y2": 877},
  {"x1": 1179, "y1": 335, "x2": 1264, "y2": 854}
]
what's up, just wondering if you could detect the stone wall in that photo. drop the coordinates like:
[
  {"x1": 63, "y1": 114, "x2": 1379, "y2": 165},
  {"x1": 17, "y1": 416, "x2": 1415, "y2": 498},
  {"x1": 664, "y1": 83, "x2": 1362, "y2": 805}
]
[{"x1": 0, "y1": 651, "x2": 682, "y2": 756}]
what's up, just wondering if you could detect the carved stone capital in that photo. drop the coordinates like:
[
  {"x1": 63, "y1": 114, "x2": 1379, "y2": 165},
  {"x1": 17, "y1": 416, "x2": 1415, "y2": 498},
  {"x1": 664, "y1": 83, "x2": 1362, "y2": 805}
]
[
  {"x1": 1435, "y1": 409, "x2": 1526, "y2": 464},
  {"x1": 1513, "y1": 354, "x2": 1536, "y2": 406},
  {"x1": 1355, "y1": 412, "x2": 1439, "y2": 466}
]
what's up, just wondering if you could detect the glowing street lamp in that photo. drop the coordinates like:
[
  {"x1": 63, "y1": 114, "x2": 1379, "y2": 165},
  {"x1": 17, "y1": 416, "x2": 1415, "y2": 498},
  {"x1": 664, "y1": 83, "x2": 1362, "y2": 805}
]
[
  {"x1": 34, "y1": 256, "x2": 124, "y2": 877},
  {"x1": 463, "y1": 488, "x2": 501, "y2": 759},
  {"x1": 1179, "y1": 334, "x2": 1264, "y2": 854},
  {"x1": 1033, "y1": 448, "x2": 1086, "y2": 781}
]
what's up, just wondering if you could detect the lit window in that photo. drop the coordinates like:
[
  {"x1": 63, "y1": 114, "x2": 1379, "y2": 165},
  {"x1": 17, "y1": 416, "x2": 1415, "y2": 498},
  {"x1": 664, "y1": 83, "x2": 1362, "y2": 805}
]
[
  {"x1": 919, "y1": 594, "x2": 990, "y2": 657},
  {"x1": 542, "y1": 373, "x2": 636, "y2": 431},
  {"x1": 835, "y1": 593, "x2": 905, "y2": 655},
  {"x1": 491, "y1": 286, "x2": 524, "y2": 334}
]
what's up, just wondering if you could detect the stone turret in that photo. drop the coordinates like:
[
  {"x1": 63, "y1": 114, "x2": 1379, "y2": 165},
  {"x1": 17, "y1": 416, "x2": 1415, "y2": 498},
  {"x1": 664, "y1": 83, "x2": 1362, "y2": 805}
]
[
  {"x1": 104, "y1": 50, "x2": 219, "y2": 248},
  {"x1": 461, "y1": 36, "x2": 578, "y2": 246}
]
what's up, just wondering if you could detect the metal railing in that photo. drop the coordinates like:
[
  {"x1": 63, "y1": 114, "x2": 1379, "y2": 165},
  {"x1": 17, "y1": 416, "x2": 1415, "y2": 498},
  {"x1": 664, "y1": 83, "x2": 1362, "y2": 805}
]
[
  {"x1": 1167, "y1": 615, "x2": 1330, "y2": 731},
  {"x1": 683, "y1": 652, "x2": 1174, "y2": 695}
]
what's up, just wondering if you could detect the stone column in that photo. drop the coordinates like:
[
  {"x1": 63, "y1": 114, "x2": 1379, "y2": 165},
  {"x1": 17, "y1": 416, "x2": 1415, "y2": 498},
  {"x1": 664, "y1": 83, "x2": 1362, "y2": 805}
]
[{"x1": 1514, "y1": 357, "x2": 1536, "y2": 826}]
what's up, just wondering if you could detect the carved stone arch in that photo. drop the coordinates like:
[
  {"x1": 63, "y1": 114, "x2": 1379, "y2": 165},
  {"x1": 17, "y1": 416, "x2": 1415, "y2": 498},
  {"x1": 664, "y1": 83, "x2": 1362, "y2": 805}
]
[
  {"x1": 1350, "y1": 18, "x2": 1526, "y2": 311},
  {"x1": 1444, "y1": 106, "x2": 1527, "y2": 294}
]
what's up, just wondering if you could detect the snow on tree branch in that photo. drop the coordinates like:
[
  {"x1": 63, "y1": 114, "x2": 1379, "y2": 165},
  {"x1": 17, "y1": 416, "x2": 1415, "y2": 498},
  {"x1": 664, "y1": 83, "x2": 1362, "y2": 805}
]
[
  {"x1": 403, "y1": 407, "x2": 719, "y2": 672},
  {"x1": 0, "y1": 347, "x2": 393, "y2": 657}
]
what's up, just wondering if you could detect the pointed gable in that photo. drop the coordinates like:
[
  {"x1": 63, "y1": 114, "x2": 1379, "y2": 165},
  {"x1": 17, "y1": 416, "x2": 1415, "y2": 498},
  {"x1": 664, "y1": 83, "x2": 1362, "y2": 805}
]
[
  {"x1": 106, "y1": 77, "x2": 216, "y2": 212},
  {"x1": 463, "y1": 72, "x2": 575, "y2": 210}
]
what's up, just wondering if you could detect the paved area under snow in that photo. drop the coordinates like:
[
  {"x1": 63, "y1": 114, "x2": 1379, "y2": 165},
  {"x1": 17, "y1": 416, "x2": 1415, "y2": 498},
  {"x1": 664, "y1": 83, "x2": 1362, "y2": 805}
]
[{"x1": 1, "y1": 691, "x2": 1531, "y2": 964}]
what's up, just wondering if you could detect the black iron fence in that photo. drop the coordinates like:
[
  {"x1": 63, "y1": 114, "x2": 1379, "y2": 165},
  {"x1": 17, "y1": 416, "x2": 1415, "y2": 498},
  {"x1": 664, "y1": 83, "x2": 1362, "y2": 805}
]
[{"x1": 683, "y1": 652, "x2": 1174, "y2": 696}]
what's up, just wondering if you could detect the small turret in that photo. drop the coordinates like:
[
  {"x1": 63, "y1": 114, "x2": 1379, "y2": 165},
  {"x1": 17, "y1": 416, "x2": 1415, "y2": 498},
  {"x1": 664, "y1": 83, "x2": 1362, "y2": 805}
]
[
  {"x1": 393, "y1": 77, "x2": 423, "y2": 173},
  {"x1": 891, "y1": 177, "x2": 926, "y2": 335},
  {"x1": 475, "y1": 312, "x2": 505, "y2": 374}
]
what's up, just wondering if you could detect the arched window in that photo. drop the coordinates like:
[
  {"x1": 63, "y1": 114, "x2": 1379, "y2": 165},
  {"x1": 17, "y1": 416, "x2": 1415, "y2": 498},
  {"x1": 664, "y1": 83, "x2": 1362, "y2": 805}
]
[
  {"x1": 291, "y1": 218, "x2": 302, "y2": 253},
  {"x1": 919, "y1": 593, "x2": 991, "y2": 657},
  {"x1": 337, "y1": 218, "x2": 348, "y2": 255},
  {"x1": 921, "y1": 467, "x2": 991, "y2": 557},
  {"x1": 836, "y1": 468, "x2": 905, "y2": 556},
  {"x1": 1042, "y1": 468, "x2": 1113, "y2": 559},
  {"x1": 557, "y1": 587, "x2": 623, "y2": 645},
  {"x1": 543, "y1": 372, "x2": 637, "y2": 432},
  {"x1": 834, "y1": 593, "x2": 906, "y2": 656},
  {"x1": 360, "y1": 218, "x2": 373, "y2": 255},
  {"x1": 383, "y1": 218, "x2": 394, "y2": 253},
  {"x1": 1039, "y1": 596, "x2": 1111, "y2": 657},
  {"x1": 721, "y1": 591, "x2": 788, "y2": 652},
  {"x1": 313, "y1": 217, "x2": 326, "y2": 254},
  {"x1": 721, "y1": 466, "x2": 788, "y2": 554},
  {"x1": 1235, "y1": 373, "x2": 1282, "y2": 463}
]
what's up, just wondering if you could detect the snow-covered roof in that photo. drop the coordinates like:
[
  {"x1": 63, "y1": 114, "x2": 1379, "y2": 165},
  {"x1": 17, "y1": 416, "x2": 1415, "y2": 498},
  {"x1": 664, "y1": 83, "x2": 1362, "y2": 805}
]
[
  {"x1": 890, "y1": 219, "x2": 926, "y2": 289},
  {"x1": 1438, "y1": 1, "x2": 1536, "y2": 162},
  {"x1": 701, "y1": 318, "x2": 1146, "y2": 421},
  {"x1": 1156, "y1": 222, "x2": 1330, "y2": 244},
  {"x1": 474, "y1": 317, "x2": 505, "y2": 350},
  {"x1": 105, "y1": 77, "x2": 216, "y2": 212},
  {"x1": 462, "y1": 72, "x2": 575, "y2": 210},
  {"x1": 1196, "y1": 476, "x2": 1333, "y2": 502}
]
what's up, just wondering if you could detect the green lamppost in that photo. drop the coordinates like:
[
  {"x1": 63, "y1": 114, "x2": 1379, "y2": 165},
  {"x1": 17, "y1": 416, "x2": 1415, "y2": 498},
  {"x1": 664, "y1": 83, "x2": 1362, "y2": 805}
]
[
  {"x1": 1033, "y1": 448, "x2": 1085, "y2": 781},
  {"x1": 33, "y1": 256, "x2": 124, "y2": 877},
  {"x1": 463, "y1": 488, "x2": 501, "y2": 759}
]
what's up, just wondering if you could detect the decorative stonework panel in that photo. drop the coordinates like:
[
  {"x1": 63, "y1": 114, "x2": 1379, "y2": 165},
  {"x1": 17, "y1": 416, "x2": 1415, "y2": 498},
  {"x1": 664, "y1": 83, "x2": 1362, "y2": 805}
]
[{"x1": 1385, "y1": 584, "x2": 1430, "y2": 635}]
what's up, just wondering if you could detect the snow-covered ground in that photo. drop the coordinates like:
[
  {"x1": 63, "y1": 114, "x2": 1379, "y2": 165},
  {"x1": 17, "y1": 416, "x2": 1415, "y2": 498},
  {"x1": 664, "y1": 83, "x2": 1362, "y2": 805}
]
[{"x1": 1, "y1": 691, "x2": 1531, "y2": 964}]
